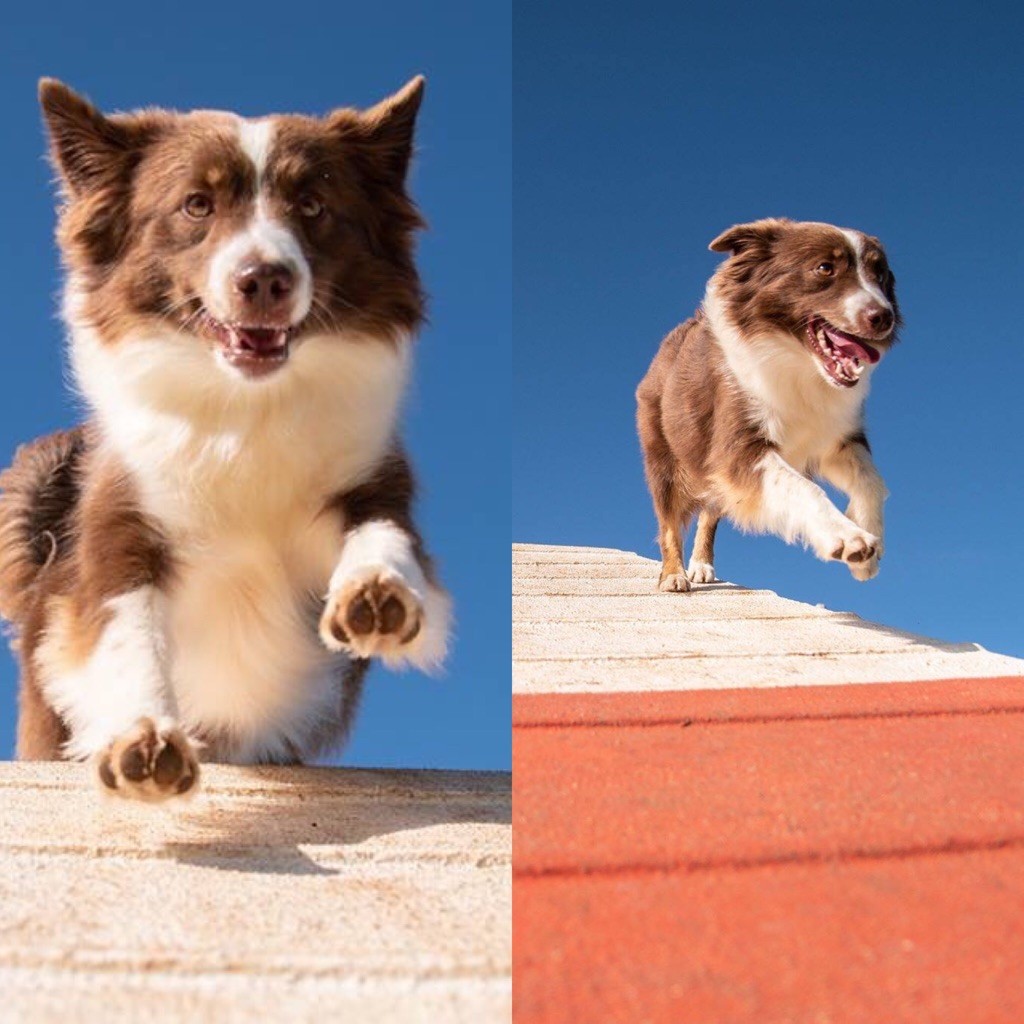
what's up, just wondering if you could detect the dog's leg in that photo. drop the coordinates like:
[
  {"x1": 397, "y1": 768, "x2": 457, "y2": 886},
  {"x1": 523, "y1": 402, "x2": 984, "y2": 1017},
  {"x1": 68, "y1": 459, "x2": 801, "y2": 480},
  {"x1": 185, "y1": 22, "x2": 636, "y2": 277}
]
[
  {"x1": 16, "y1": 665, "x2": 67, "y2": 760},
  {"x1": 739, "y1": 451, "x2": 880, "y2": 568},
  {"x1": 687, "y1": 509, "x2": 720, "y2": 584},
  {"x1": 651, "y1": 475, "x2": 696, "y2": 593},
  {"x1": 37, "y1": 588, "x2": 198, "y2": 800},
  {"x1": 320, "y1": 453, "x2": 450, "y2": 670},
  {"x1": 28, "y1": 458, "x2": 198, "y2": 799},
  {"x1": 638, "y1": 393, "x2": 693, "y2": 592},
  {"x1": 819, "y1": 436, "x2": 888, "y2": 581}
]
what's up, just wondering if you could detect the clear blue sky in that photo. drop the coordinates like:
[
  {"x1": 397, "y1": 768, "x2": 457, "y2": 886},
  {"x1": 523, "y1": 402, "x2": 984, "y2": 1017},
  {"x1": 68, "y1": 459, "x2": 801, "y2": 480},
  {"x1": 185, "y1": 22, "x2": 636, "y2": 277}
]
[
  {"x1": 0, "y1": 0, "x2": 510, "y2": 769},
  {"x1": 514, "y1": 2, "x2": 1023, "y2": 657}
]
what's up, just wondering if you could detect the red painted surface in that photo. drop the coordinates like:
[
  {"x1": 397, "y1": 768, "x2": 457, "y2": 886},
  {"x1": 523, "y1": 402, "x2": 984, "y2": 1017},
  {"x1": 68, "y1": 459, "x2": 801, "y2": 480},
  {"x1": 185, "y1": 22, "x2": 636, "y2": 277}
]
[
  {"x1": 513, "y1": 675, "x2": 1024, "y2": 728},
  {"x1": 513, "y1": 677, "x2": 1024, "y2": 1023}
]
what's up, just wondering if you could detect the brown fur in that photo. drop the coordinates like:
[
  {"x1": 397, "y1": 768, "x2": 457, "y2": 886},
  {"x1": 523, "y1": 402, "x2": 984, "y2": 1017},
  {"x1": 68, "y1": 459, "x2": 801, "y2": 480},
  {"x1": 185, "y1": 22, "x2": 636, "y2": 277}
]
[
  {"x1": 637, "y1": 219, "x2": 899, "y2": 590},
  {"x1": 637, "y1": 316, "x2": 776, "y2": 585},
  {"x1": 1, "y1": 79, "x2": 439, "y2": 771},
  {"x1": 2, "y1": 426, "x2": 423, "y2": 762},
  {"x1": 40, "y1": 77, "x2": 425, "y2": 349}
]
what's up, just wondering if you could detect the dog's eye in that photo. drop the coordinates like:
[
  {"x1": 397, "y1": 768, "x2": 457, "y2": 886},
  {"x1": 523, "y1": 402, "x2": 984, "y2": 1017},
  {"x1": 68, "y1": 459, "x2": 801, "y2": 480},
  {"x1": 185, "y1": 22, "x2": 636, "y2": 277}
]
[
  {"x1": 299, "y1": 195, "x2": 324, "y2": 219},
  {"x1": 182, "y1": 193, "x2": 214, "y2": 220},
  {"x1": 815, "y1": 261, "x2": 835, "y2": 277}
]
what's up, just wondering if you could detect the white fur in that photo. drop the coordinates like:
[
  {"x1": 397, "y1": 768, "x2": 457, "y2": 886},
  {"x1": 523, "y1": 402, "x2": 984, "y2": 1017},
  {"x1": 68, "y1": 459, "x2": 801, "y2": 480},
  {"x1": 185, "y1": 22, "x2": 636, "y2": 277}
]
[
  {"x1": 237, "y1": 118, "x2": 274, "y2": 185},
  {"x1": 840, "y1": 229, "x2": 893, "y2": 324},
  {"x1": 703, "y1": 285, "x2": 883, "y2": 572},
  {"x1": 753, "y1": 452, "x2": 875, "y2": 560},
  {"x1": 206, "y1": 213, "x2": 313, "y2": 333},
  {"x1": 204, "y1": 117, "x2": 312, "y2": 339},
  {"x1": 37, "y1": 588, "x2": 174, "y2": 759},
  {"x1": 323, "y1": 520, "x2": 451, "y2": 671},
  {"x1": 64, "y1": 285, "x2": 419, "y2": 762},
  {"x1": 705, "y1": 286, "x2": 870, "y2": 471},
  {"x1": 820, "y1": 441, "x2": 888, "y2": 581},
  {"x1": 686, "y1": 559, "x2": 716, "y2": 584}
]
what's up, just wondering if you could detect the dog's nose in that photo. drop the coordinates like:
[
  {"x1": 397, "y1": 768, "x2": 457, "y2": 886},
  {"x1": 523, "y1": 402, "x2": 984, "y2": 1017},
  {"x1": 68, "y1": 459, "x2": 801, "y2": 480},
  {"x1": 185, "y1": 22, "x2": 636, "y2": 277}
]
[
  {"x1": 232, "y1": 261, "x2": 294, "y2": 309},
  {"x1": 862, "y1": 305, "x2": 893, "y2": 335}
]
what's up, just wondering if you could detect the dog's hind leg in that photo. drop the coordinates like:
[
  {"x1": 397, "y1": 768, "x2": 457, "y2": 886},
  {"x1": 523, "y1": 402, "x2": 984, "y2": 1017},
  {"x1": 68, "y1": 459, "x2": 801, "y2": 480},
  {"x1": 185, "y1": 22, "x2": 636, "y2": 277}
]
[
  {"x1": 654, "y1": 482, "x2": 696, "y2": 593},
  {"x1": 637, "y1": 395, "x2": 695, "y2": 592},
  {"x1": 687, "y1": 508, "x2": 720, "y2": 584}
]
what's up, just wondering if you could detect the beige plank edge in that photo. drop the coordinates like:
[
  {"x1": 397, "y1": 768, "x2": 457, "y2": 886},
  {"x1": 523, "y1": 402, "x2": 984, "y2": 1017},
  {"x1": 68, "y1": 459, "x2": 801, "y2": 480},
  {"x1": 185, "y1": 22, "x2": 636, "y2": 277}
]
[{"x1": 513, "y1": 651, "x2": 1024, "y2": 693}]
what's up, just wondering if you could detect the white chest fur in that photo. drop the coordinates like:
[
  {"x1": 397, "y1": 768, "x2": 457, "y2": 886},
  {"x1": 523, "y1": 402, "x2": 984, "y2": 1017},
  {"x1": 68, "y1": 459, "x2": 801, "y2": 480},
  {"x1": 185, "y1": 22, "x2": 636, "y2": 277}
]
[
  {"x1": 706, "y1": 298, "x2": 871, "y2": 472},
  {"x1": 72, "y1": 323, "x2": 410, "y2": 760}
]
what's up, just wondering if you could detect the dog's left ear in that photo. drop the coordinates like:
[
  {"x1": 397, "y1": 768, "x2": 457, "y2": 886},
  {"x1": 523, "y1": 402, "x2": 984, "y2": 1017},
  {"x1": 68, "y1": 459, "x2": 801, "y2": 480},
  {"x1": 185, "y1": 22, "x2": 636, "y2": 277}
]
[
  {"x1": 330, "y1": 76, "x2": 425, "y2": 184},
  {"x1": 709, "y1": 218, "x2": 789, "y2": 255}
]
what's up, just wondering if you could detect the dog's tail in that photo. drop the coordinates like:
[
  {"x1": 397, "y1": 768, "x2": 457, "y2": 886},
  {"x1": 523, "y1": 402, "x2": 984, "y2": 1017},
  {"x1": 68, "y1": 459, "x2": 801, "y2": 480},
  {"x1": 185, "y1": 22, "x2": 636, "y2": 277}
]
[{"x1": 0, "y1": 427, "x2": 85, "y2": 624}]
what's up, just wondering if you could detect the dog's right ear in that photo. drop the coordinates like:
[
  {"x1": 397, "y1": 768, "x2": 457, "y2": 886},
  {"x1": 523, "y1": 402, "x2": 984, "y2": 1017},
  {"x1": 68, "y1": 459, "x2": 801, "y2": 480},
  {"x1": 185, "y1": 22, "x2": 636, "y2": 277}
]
[
  {"x1": 709, "y1": 218, "x2": 789, "y2": 255},
  {"x1": 38, "y1": 79, "x2": 155, "y2": 197}
]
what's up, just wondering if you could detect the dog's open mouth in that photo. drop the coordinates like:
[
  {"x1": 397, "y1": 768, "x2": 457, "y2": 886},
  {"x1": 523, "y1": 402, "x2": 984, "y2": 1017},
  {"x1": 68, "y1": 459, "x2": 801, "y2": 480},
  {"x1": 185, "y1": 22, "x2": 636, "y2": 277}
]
[
  {"x1": 201, "y1": 316, "x2": 295, "y2": 378},
  {"x1": 806, "y1": 317, "x2": 881, "y2": 388}
]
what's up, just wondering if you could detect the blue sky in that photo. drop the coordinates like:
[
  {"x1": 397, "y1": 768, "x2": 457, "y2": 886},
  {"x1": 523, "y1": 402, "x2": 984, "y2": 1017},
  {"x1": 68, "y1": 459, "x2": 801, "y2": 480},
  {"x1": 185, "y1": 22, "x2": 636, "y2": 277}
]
[
  {"x1": 0, "y1": 0, "x2": 510, "y2": 769},
  {"x1": 514, "y1": 2, "x2": 1024, "y2": 657}
]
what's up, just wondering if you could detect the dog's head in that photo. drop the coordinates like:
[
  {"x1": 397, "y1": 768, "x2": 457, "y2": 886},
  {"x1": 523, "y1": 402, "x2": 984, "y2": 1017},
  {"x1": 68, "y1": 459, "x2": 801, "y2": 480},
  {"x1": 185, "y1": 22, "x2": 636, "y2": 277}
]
[
  {"x1": 40, "y1": 78, "x2": 425, "y2": 387},
  {"x1": 707, "y1": 218, "x2": 900, "y2": 389}
]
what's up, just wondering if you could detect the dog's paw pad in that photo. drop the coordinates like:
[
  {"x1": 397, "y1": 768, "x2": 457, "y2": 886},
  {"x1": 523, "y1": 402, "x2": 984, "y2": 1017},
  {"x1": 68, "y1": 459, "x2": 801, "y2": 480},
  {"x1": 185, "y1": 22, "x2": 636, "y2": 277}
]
[
  {"x1": 686, "y1": 561, "x2": 716, "y2": 584},
  {"x1": 321, "y1": 572, "x2": 423, "y2": 658},
  {"x1": 97, "y1": 718, "x2": 198, "y2": 801},
  {"x1": 828, "y1": 531, "x2": 878, "y2": 565},
  {"x1": 849, "y1": 554, "x2": 881, "y2": 582},
  {"x1": 658, "y1": 572, "x2": 691, "y2": 593}
]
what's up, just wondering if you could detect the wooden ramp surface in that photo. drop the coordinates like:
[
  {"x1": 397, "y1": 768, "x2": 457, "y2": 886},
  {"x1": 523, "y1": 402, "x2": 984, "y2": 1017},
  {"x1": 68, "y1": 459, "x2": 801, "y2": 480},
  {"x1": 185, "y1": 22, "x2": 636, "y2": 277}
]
[{"x1": 0, "y1": 762, "x2": 511, "y2": 1023}]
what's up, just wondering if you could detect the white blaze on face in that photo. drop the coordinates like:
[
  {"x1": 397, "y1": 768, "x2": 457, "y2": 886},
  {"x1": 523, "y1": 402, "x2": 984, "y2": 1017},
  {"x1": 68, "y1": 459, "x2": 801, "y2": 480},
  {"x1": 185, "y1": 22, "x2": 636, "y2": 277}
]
[
  {"x1": 840, "y1": 229, "x2": 893, "y2": 329},
  {"x1": 205, "y1": 117, "x2": 313, "y2": 325}
]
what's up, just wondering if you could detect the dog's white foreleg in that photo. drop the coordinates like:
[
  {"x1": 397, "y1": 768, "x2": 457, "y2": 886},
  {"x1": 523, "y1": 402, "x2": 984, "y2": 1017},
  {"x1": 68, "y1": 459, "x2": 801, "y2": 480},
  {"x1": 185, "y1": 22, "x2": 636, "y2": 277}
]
[
  {"x1": 750, "y1": 452, "x2": 880, "y2": 569},
  {"x1": 820, "y1": 439, "x2": 888, "y2": 580},
  {"x1": 37, "y1": 587, "x2": 199, "y2": 798}
]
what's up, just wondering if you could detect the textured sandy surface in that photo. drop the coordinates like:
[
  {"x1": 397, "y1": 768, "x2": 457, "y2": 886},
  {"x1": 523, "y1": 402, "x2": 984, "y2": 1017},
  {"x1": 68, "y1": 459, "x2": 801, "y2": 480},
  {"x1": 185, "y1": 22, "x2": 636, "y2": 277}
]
[
  {"x1": 0, "y1": 762, "x2": 511, "y2": 1023},
  {"x1": 513, "y1": 543, "x2": 1024, "y2": 691}
]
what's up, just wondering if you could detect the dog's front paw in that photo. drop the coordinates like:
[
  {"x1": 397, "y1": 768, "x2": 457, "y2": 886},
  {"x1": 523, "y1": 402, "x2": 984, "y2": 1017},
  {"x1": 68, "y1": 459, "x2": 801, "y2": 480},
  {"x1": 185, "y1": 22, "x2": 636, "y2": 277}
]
[
  {"x1": 848, "y1": 547, "x2": 882, "y2": 581},
  {"x1": 320, "y1": 570, "x2": 423, "y2": 660},
  {"x1": 847, "y1": 557, "x2": 880, "y2": 581},
  {"x1": 686, "y1": 560, "x2": 716, "y2": 584},
  {"x1": 820, "y1": 527, "x2": 879, "y2": 567},
  {"x1": 97, "y1": 718, "x2": 198, "y2": 802}
]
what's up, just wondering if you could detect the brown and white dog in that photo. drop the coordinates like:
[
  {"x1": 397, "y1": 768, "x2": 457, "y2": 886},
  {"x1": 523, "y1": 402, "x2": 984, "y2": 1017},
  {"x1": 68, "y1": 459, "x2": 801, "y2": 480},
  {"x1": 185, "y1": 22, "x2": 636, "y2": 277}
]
[
  {"x1": 0, "y1": 79, "x2": 450, "y2": 799},
  {"x1": 637, "y1": 218, "x2": 899, "y2": 592}
]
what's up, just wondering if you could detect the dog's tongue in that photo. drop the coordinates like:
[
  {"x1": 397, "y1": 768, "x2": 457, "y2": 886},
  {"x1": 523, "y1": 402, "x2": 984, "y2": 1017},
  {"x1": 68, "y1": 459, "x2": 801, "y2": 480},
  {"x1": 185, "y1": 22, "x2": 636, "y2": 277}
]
[
  {"x1": 823, "y1": 324, "x2": 880, "y2": 364},
  {"x1": 233, "y1": 327, "x2": 288, "y2": 354}
]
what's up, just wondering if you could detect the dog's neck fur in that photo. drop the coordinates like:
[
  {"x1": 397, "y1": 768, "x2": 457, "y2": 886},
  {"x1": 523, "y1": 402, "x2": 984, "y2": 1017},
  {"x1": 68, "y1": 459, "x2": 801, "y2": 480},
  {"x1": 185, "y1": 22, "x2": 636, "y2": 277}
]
[
  {"x1": 703, "y1": 284, "x2": 871, "y2": 471},
  {"x1": 67, "y1": 287, "x2": 410, "y2": 539}
]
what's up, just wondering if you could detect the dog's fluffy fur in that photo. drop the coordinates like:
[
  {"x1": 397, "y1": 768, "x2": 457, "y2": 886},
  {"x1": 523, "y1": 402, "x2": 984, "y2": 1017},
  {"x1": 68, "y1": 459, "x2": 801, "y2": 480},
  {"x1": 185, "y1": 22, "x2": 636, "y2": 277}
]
[
  {"x1": 637, "y1": 218, "x2": 900, "y2": 592},
  {"x1": 0, "y1": 79, "x2": 450, "y2": 799}
]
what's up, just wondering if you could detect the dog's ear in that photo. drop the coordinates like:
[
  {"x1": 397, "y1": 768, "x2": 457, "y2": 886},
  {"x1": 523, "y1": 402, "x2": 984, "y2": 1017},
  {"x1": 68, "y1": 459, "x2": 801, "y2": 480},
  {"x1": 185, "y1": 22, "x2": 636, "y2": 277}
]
[
  {"x1": 709, "y1": 218, "x2": 789, "y2": 255},
  {"x1": 329, "y1": 76, "x2": 425, "y2": 184},
  {"x1": 39, "y1": 79, "x2": 157, "y2": 197}
]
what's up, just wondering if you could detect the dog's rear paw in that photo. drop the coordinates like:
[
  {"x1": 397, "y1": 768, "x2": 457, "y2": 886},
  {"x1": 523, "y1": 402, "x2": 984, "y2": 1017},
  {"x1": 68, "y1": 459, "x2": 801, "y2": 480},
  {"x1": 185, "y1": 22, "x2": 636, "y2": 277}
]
[
  {"x1": 97, "y1": 718, "x2": 198, "y2": 802},
  {"x1": 658, "y1": 572, "x2": 691, "y2": 593},
  {"x1": 686, "y1": 560, "x2": 716, "y2": 584}
]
